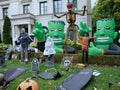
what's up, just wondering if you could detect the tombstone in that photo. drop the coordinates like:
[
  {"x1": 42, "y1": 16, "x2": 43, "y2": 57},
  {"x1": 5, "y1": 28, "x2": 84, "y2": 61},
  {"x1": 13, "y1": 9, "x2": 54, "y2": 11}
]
[
  {"x1": 44, "y1": 55, "x2": 55, "y2": 67},
  {"x1": 60, "y1": 56, "x2": 73, "y2": 71},
  {"x1": 31, "y1": 58, "x2": 39, "y2": 72},
  {"x1": 0, "y1": 54, "x2": 6, "y2": 67},
  {"x1": 5, "y1": 45, "x2": 13, "y2": 60}
]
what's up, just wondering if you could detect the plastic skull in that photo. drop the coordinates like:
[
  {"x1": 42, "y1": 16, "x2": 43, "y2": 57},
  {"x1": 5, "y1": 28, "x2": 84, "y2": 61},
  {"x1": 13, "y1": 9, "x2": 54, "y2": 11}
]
[{"x1": 64, "y1": 59, "x2": 71, "y2": 67}]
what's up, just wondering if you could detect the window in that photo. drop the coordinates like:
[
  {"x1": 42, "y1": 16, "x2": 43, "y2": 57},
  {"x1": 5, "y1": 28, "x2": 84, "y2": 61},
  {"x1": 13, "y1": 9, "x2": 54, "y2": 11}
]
[
  {"x1": 40, "y1": 1, "x2": 47, "y2": 15},
  {"x1": 53, "y1": 0, "x2": 62, "y2": 13},
  {"x1": 3, "y1": 7, "x2": 8, "y2": 18},
  {"x1": 68, "y1": 0, "x2": 77, "y2": 10},
  {"x1": 23, "y1": 4, "x2": 30, "y2": 14}
]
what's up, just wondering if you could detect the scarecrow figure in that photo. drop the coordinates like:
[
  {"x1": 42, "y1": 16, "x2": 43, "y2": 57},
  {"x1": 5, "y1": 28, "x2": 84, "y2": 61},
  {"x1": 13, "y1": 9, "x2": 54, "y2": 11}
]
[
  {"x1": 77, "y1": 32, "x2": 95, "y2": 64},
  {"x1": 43, "y1": 37, "x2": 56, "y2": 67}
]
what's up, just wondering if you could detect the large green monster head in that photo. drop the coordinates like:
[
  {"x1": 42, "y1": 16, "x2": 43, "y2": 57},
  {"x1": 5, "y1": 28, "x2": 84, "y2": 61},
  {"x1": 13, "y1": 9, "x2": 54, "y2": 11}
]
[
  {"x1": 94, "y1": 18, "x2": 118, "y2": 49},
  {"x1": 46, "y1": 20, "x2": 65, "y2": 45}
]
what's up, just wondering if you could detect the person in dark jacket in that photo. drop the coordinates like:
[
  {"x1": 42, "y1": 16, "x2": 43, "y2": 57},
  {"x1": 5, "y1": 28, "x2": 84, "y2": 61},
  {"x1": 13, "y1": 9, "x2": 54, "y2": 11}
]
[{"x1": 18, "y1": 28, "x2": 31, "y2": 63}]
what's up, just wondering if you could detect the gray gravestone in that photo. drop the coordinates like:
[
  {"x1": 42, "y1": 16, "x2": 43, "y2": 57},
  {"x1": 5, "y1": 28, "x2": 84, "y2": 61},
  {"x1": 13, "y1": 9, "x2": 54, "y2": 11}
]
[
  {"x1": 31, "y1": 58, "x2": 39, "y2": 72},
  {"x1": 0, "y1": 54, "x2": 6, "y2": 67}
]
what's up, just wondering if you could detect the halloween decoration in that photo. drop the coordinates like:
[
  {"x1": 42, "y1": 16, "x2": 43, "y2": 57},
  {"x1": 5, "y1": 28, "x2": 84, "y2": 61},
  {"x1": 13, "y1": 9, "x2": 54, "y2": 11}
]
[
  {"x1": 0, "y1": 73, "x2": 4, "y2": 81},
  {"x1": 0, "y1": 73, "x2": 6, "y2": 90},
  {"x1": 76, "y1": 63, "x2": 85, "y2": 68},
  {"x1": 11, "y1": 52, "x2": 18, "y2": 62},
  {"x1": 16, "y1": 79, "x2": 39, "y2": 90},
  {"x1": 43, "y1": 37, "x2": 56, "y2": 67},
  {"x1": 33, "y1": 20, "x2": 65, "y2": 53},
  {"x1": 38, "y1": 68, "x2": 62, "y2": 80},
  {"x1": 31, "y1": 58, "x2": 39, "y2": 72},
  {"x1": 54, "y1": 2, "x2": 86, "y2": 53},
  {"x1": 92, "y1": 70, "x2": 101, "y2": 76},
  {"x1": 39, "y1": 55, "x2": 45, "y2": 63},
  {"x1": 5, "y1": 45, "x2": 13, "y2": 60},
  {"x1": 0, "y1": 67, "x2": 27, "y2": 89},
  {"x1": 60, "y1": 56, "x2": 73, "y2": 71},
  {"x1": 77, "y1": 32, "x2": 95, "y2": 64},
  {"x1": 0, "y1": 54, "x2": 6, "y2": 67},
  {"x1": 2, "y1": 67, "x2": 27, "y2": 82},
  {"x1": 33, "y1": 20, "x2": 76, "y2": 54},
  {"x1": 18, "y1": 29, "x2": 31, "y2": 62},
  {"x1": 56, "y1": 68, "x2": 93, "y2": 90},
  {"x1": 78, "y1": 18, "x2": 120, "y2": 55}
]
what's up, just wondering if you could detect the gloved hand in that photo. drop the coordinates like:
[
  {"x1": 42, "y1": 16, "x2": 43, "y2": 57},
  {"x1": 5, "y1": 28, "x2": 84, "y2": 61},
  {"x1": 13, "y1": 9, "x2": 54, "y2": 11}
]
[
  {"x1": 32, "y1": 22, "x2": 45, "y2": 41},
  {"x1": 54, "y1": 45, "x2": 63, "y2": 54},
  {"x1": 77, "y1": 22, "x2": 92, "y2": 36},
  {"x1": 89, "y1": 42, "x2": 104, "y2": 55}
]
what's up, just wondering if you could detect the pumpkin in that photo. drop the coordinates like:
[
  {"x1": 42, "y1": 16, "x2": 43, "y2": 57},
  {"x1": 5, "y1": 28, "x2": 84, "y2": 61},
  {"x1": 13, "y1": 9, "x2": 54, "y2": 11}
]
[{"x1": 16, "y1": 79, "x2": 39, "y2": 90}]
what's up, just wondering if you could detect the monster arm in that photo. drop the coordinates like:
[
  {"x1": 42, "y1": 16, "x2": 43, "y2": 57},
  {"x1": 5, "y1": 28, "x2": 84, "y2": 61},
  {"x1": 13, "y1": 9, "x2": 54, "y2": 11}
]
[{"x1": 32, "y1": 22, "x2": 45, "y2": 41}]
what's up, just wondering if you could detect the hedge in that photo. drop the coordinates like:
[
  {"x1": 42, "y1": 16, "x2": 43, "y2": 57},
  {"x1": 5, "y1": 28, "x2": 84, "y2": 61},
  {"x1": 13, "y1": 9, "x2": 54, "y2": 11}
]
[
  {"x1": 1, "y1": 51, "x2": 120, "y2": 66},
  {"x1": 28, "y1": 52, "x2": 120, "y2": 66}
]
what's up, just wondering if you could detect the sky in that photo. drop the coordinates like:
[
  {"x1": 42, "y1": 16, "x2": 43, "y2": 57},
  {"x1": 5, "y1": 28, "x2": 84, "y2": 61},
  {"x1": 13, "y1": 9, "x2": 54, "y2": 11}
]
[{"x1": 91, "y1": 0, "x2": 97, "y2": 8}]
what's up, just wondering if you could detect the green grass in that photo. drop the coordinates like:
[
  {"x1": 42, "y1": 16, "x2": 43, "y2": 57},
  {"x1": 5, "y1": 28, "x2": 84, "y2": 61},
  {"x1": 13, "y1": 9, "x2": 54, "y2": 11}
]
[{"x1": 0, "y1": 60, "x2": 120, "y2": 90}]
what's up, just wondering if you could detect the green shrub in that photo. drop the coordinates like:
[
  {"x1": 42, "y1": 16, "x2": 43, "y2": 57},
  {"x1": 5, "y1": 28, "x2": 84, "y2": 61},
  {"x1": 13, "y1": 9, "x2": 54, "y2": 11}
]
[
  {"x1": 0, "y1": 43, "x2": 9, "y2": 50},
  {"x1": 3, "y1": 16, "x2": 12, "y2": 44},
  {"x1": 66, "y1": 39, "x2": 81, "y2": 50}
]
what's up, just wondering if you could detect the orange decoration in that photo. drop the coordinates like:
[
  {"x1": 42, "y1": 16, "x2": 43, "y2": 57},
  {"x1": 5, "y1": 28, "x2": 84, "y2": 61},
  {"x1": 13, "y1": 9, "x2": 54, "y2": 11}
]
[
  {"x1": 67, "y1": 3, "x2": 73, "y2": 9},
  {"x1": 16, "y1": 79, "x2": 39, "y2": 90}
]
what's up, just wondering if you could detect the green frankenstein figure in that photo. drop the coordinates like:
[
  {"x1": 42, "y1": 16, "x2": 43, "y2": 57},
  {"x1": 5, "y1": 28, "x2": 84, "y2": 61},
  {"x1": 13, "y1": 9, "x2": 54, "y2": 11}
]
[
  {"x1": 33, "y1": 20, "x2": 75, "y2": 53},
  {"x1": 89, "y1": 18, "x2": 120, "y2": 55}
]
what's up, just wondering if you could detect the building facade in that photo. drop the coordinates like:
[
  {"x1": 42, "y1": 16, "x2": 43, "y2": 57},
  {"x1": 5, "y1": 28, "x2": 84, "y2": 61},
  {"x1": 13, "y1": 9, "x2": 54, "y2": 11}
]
[{"x1": 0, "y1": 0, "x2": 91, "y2": 45}]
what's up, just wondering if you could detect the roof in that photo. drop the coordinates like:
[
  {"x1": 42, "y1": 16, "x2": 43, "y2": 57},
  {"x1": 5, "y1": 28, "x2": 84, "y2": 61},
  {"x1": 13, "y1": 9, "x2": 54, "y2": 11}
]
[{"x1": 0, "y1": 0, "x2": 8, "y2": 2}]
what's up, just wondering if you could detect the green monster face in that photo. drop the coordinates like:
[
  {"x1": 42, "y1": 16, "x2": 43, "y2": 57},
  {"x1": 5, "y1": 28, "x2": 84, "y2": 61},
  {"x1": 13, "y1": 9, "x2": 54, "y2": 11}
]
[
  {"x1": 46, "y1": 21, "x2": 65, "y2": 45},
  {"x1": 94, "y1": 18, "x2": 118, "y2": 49}
]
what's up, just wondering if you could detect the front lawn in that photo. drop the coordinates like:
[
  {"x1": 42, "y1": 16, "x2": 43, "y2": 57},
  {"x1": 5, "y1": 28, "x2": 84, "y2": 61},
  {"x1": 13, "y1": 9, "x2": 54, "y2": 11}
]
[{"x1": 0, "y1": 60, "x2": 120, "y2": 90}]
